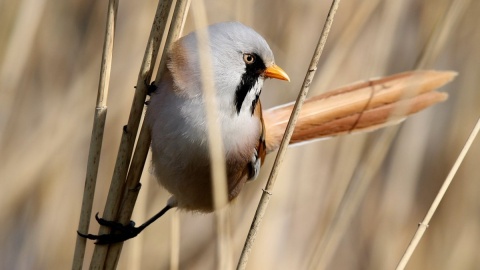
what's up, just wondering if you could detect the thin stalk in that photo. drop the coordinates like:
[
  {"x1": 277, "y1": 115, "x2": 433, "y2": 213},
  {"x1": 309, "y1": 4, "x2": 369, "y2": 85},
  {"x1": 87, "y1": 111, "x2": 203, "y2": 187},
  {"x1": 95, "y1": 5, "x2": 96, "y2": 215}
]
[
  {"x1": 191, "y1": 1, "x2": 231, "y2": 268},
  {"x1": 305, "y1": 1, "x2": 410, "y2": 267},
  {"x1": 155, "y1": 0, "x2": 191, "y2": 83},
  {"x1": 89, "y1": 0, "x2": 175, "y2": 268},
  {"x1": 190, "y1": 0, "x2": 228, "y2": 215},
  {"x1": 306, "y1": 0, "x2": 469, "y2": 267},
  {"x1": 124, "y1": 152, "x2": 152, "y2": 270},
  {"x1": 236, "y1": 1, "x2": 341, "y2": 269},
  {"x1": 415, "y1": 0, "x2": 472, "y2": 68},
  {"x1": 99, "y1": 1, "x2": 190, "y2": 268},
  {"x1": 72, "y1": 0, "x2": 118, "y2": 269},
  {"x1": 97, "y1": 0, "x2": 189, "y2": 269},
  {"x1": 308, "y1": 126, "x2": 400, "y2": 270},
  {"x1": 170, "y1": 211, "x2": 180, "y2": 270},
  {"x1": 396, "y1": 117, "x2": 480, "y2": 270},
  {"x1": 102, "y1": 125, "x2": 151, "y2": 269},
  {"x1": 312, "y1": 0, "x2": 380, "y2": 94},
  {"x1": 0, "y1": 0, "x2": 47, "y2": 146},
  {"x1": 110, "y1": 0, "x2": 190, "y2": 236},
  {"x1": 305, "y1": 75, "x2": 441, "y2": 270},
  {"x1": 394, "y1": 1, "x2": 472, "y2": 269}
]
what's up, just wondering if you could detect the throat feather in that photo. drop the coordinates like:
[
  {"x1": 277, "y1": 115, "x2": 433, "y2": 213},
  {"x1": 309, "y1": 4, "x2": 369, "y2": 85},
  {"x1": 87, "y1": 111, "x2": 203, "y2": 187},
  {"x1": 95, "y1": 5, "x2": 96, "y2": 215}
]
[
  {"x1": 251, "y1": 92, "x2": 260, "y2": 115},
  {"x1": 235, "y1": 74, "x2": 258, "y2": 114},
  {"x1": 234, "y1": 53, "x2": 266, "y2": 115}
]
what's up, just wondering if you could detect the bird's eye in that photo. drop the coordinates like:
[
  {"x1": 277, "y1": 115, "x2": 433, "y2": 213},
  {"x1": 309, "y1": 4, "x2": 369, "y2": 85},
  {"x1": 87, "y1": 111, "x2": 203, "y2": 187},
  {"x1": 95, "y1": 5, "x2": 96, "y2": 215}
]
[{"x1": 243, "y1": 53, "x2": 255, "y2": 64}]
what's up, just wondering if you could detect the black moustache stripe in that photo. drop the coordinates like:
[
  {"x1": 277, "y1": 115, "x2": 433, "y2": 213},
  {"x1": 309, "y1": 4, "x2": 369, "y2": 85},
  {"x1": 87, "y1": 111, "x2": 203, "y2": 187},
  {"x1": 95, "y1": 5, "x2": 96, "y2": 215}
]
[
  {"x1": 251, "y1": 92, "x2": 260, "y2": 115},
  {"x1": 234, "y1": 53, "x2": 266, "y2": 115}
]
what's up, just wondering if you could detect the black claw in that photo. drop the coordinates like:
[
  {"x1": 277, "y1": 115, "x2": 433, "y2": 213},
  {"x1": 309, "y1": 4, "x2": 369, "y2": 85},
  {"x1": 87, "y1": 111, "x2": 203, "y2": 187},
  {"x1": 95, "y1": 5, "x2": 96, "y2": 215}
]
[
  {"x1": 79, "y1": 204, "x2": 173, "y2": 245},
  {"x1": 77, "y1": 213, "x2": 142, "y2": 245},
  {"x1": 94, "y1": 212, "x2": 125, "y2": 229},
  {"x1": 77, "y1": 229, "x2": 139, "y2": 245},
  {"x1": 77, "y1": 231, "x2": 98, "y2": 240}
]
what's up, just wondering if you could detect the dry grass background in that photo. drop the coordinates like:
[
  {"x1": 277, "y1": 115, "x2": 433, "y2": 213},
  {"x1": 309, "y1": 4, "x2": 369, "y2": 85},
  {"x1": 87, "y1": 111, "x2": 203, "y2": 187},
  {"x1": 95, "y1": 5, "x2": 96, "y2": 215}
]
[{"x1": 1, "y1": 0, "x2": 479, "y2": 269}]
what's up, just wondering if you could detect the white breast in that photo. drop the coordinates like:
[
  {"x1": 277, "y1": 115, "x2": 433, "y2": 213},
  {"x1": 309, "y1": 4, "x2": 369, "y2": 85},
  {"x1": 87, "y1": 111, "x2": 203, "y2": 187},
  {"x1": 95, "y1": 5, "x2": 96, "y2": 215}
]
[{"x1": 146, "y1": 82, "x2": 261, "y2": 210}]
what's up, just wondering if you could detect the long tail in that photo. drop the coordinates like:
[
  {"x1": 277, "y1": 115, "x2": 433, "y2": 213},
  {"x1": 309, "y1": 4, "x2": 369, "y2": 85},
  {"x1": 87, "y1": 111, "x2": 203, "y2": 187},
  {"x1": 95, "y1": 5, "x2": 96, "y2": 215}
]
[{"x1": 264, "y1": 70, "x2": 456, "y2": 153}]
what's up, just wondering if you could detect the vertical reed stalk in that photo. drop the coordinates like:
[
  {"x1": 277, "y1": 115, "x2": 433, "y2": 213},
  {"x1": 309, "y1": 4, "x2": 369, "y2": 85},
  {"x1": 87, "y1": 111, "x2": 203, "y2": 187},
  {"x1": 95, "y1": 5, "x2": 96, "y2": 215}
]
[
  {"x1": 190, "y1": 0, "x2": 232, "y2": 269},
  {"x1": 72, "y1": 0, "x2": 118, "y2": 269},
  {"x1": 0, "y1": 0, "x2": 47, "y2": 145},
  {"x1": 415, "y1": 0, "x2": 472, "y2": 68},
  {"x1": 100, "y1": 0, "x2": 191, "y2": 268},
  {"x1": 307, "y1": 0, "x2": 469, "y2": 268},
  {"x1": 170, "y1": 211, "x2": 180, "y2": 270},
  {"x1": 308, "y1": 126, "x2": 401, "y2": 270},
  {"x1": 88, "y1": 0, "x2": 176, "y2": 268},
  {"x1": 124, "y1": 151, "x2": 151, "y2": 270},
  {"x1": 306, "y1": 1, "x2": 410, "y2": 268},
  {"x1": 236, "y1": 1, "x2": 341, "y2": 269},
  {"x1": 155, "y1": 0, "x2": 191, "y2": 83},
  {"x1": 396, "y1": 117, "x2": 480, "y2": 270},
  {"x1": 395, "y1": 0, "x2": 472, "y2": 268}
]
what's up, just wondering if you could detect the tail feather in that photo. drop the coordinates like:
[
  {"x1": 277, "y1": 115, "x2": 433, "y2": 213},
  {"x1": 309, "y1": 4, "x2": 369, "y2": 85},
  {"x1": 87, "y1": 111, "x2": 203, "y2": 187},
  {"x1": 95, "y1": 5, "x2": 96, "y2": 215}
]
[{"x1": 264, "y1": 70, "x2": 456, "y2": 153}]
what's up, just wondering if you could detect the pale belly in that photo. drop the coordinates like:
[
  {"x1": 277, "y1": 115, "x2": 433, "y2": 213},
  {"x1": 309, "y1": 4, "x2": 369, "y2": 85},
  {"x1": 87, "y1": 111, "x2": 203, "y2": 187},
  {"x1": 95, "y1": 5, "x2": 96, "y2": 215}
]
[{"x1": 146, "y1": 88, "x2": 261, "y2": 211}]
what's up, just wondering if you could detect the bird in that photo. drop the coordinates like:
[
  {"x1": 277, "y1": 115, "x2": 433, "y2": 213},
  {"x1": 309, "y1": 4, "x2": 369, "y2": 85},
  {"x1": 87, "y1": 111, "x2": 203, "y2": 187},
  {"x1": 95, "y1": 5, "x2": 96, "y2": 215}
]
[
  {"x1": 78, "y1": 22, "x2": 453, "y2": 244},
  {"x1": 147, "y1": 21, "x2": 290, "y2": 212},
  {"x1": 79, "y1": 21, "x2": 290, "y2": 244}
]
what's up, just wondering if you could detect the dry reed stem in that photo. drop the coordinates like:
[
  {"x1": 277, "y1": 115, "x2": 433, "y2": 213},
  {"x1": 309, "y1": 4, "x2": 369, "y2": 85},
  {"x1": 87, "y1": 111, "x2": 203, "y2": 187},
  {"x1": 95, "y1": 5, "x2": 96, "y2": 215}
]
[
  {"x1": 309, "y1": 126, "x2": 402, "y2": 270},
  {"x1": 306, "y1": 80, "x2": 444, "y2": 268},
  {"x1": 311, "y1": 0, "x2": 380, "y2": 94},
  {"x1": 170, "y1": 211, "x2": 180, "y2": 270},
  {"x1": 393, "y1": 0, "x2": 472, "y2": 268},
  {"x1": 368, "y1": 1, "x2": 409, "y2": 73},
  {"x1": 155, "y1": 0, "x2": 190, "y2": 83},
  {"x1": 72, "y1": 0, "x2": 118, "y2": 269},
  {"x1": 236, "y1": 1, "x2": 341, "y2": 269},
  {"x1": 1, "y1": 0, "x2": 478, "y2": 269},
  {"x1": 191, "y1": 0, "x2": 228, "y2": 215},
  {"x1": 307, "y1": 75, "x2": 431, "y2": 270},
  {"x1": 302, "y1": 77, "x2": 455, "y2": 270},
  {"x1": 0, "y1": 0, "x2": 47, "y2": 145},
  {"x1": 415, "y1": 0, "x2": 472, "y2": 68},
  {"x1": 396, "y1": 117, "x2": 480, "y2": 270},
  {"x1": 101, "y1": 124, "x2": 151, "y2": 268},
  {"x1": 88, "y1": 0, "x2": 175, "y2": 268},
  {"x1": 100, "y1": 0, "x2": 191, "y2": 268},
  {"x1": 300, "y1": 2, "x2": 383, "y2": 266},
  {"x1": 190, "y1": 0, "x2": 232, "y2": 269},
  {"x1": 124, "y1": 151, "x2": 152, "y2": 270},
  {"x1": 307, "y1": 74, "x2": 435, "y2": 270},
  {"x1": 307, "y1": 0, "x2": 468, "y2": 267}
]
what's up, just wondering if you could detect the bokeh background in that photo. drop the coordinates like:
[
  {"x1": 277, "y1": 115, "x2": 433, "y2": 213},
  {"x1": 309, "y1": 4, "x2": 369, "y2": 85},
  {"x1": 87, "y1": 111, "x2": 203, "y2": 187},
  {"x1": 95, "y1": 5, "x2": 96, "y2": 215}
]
[{"x1": 1, "y1": 0, "x2": 479, "y2": 269}]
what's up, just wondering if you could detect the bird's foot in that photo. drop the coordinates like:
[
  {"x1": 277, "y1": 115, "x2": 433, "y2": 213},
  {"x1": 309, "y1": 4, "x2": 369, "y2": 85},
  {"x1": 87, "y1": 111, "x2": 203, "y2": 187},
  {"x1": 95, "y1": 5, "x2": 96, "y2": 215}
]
[{"x1": 77, "y1": 213, "x2": 142, "y2": 245}]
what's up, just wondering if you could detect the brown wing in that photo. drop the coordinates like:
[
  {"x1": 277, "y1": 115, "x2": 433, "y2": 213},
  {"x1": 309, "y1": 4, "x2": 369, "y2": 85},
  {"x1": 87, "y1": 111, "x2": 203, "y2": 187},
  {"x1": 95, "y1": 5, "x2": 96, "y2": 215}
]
[{"x1": 227, "y1": 100, "x2": 267, "y2": 200}]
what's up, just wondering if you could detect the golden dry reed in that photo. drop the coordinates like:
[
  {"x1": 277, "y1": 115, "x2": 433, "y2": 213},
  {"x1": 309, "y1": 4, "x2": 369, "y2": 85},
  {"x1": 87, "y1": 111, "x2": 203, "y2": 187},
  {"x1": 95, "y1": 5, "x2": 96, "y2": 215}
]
[{"x1": 1, "y1": 0, "x2": 479, "y2": 269}]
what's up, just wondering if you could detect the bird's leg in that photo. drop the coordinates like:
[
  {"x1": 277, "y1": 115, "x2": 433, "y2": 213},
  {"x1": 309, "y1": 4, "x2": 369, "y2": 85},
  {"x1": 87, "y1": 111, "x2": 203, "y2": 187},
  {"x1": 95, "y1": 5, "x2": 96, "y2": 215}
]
[{"x1": 77, "y1": 203, "x2": 174, "y2": 245}]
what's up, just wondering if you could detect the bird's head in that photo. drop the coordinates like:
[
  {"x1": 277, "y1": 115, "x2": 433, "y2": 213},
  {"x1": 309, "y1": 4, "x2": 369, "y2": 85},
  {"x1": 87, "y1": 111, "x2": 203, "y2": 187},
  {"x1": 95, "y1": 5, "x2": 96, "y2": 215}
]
[{"x1": 167, "y1": 22, "x2": 289, "y2": 115}]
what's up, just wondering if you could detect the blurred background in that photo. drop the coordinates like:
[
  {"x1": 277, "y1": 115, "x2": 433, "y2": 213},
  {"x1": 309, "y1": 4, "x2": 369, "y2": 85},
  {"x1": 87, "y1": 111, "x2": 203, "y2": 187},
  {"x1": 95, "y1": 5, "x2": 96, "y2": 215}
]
[{"x1": 1, "y1": 0, "x2": 479, "y2": 269}]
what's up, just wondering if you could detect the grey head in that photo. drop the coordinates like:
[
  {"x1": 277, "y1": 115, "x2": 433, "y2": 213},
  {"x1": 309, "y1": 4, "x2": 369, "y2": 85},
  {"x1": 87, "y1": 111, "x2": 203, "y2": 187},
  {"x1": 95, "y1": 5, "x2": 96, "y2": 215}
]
[{"x1": 167, "y1": 22, "x2": 278, "y2": 115}]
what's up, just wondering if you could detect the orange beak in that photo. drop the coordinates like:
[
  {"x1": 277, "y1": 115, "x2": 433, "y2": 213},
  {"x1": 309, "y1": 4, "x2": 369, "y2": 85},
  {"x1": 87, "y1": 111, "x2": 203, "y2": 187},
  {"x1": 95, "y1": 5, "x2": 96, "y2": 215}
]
[{"x1": 264, "y1": 64, "x2": 290, "y2": 82}]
